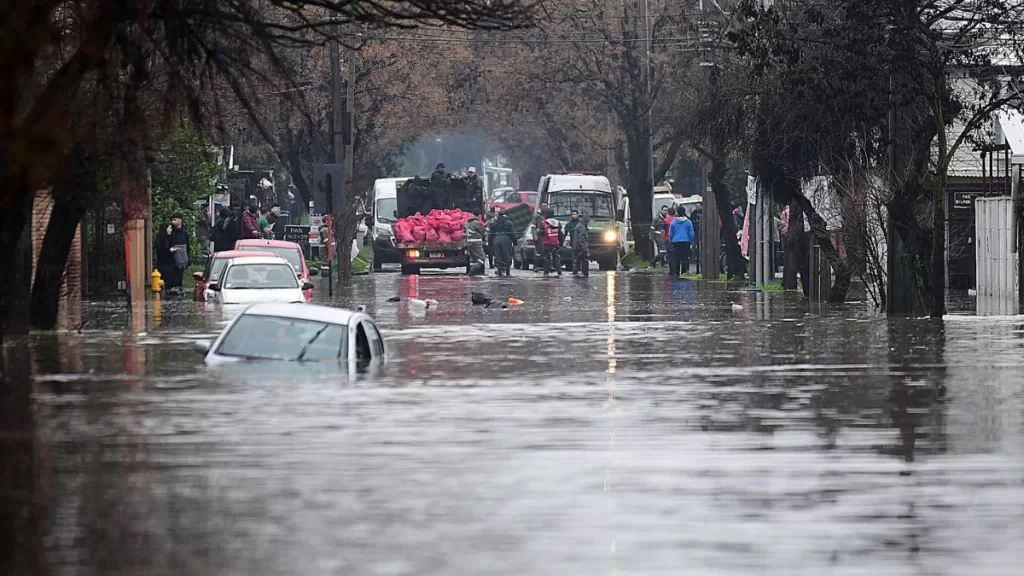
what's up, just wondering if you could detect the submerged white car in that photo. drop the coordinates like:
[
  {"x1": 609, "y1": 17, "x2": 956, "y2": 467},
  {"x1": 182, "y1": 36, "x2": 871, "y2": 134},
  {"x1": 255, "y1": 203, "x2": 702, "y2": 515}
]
[
  {"x1": 209, "y1": 257, "x2": 314, "y2": 305},
  {"x1": 197, "y1": 303, "x2": 386, "y2": 369}
]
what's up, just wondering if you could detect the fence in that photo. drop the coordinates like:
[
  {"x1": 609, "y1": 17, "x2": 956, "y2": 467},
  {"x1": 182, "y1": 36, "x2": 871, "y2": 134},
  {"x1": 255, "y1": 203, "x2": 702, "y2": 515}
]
[{"x1": 974, "y1": 196, "x2": 1018, "y2": 315}]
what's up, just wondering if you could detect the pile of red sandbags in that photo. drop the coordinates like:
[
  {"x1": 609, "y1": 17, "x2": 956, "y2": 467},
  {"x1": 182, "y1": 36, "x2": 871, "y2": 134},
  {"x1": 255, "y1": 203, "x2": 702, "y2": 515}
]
[{"x1": 393, "y1": 209, "x2": 474, "y2": 244}]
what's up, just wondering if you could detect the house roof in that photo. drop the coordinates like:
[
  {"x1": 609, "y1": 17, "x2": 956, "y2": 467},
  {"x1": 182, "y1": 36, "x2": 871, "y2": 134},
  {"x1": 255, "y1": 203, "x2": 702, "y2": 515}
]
[
  {"x1": 996, "y1": 110, "x2": 1024, "y2": 165},
  {"x1": 947, "y1": 110, "x2": 1024, "y2": 177}
]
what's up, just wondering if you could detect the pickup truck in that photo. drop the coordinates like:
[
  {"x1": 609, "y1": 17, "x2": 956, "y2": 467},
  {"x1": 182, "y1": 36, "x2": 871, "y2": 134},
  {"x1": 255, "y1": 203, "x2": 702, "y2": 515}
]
[{"x1": 395, "y1": 176, "x2": 483, "y2": 276}]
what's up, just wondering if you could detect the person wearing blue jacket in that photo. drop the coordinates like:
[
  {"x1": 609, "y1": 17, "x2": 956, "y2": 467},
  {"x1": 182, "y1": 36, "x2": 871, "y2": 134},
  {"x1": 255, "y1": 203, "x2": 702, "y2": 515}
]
[{"x1": 668, "y1": 207, "x2": 696, "y2": 276}]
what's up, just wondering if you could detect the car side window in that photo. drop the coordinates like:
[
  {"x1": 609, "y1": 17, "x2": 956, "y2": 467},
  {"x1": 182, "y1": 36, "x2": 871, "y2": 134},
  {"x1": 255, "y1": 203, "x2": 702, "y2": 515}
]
[
  {"x1": 354, "y1": 322, "x2": 371, "y2": 369},
  {"x1": 363, "y1": 321, "x2": 384, "y2": 361}
]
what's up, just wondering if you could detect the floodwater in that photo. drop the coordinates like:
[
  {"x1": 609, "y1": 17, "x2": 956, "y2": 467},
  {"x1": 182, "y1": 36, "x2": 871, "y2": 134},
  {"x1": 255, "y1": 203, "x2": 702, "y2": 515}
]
[{"x1": 3, "y1": 271, "x2": 1023, "y2": 575}]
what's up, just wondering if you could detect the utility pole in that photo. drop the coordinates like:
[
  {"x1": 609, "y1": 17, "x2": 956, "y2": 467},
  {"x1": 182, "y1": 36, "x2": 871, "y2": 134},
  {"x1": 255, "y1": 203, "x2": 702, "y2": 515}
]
[
  {"x1": 328, "y1": 15, "x2": 343, "y2": 297},
  {"x1": 641, "y1": 0, "x2": 655, "y2": 191}
]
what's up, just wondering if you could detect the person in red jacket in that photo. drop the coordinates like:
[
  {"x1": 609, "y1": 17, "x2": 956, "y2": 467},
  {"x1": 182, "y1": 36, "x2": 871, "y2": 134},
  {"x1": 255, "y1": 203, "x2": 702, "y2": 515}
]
[
  {"x1": 541, "y1": 210, "x2": 564, "y2": 277},
  {"x1": 240, "y1": 203, "x2": 261, "y2": 239},
  {"x1": 663, "y1": 206, "x2": 676, "y2": 276}
]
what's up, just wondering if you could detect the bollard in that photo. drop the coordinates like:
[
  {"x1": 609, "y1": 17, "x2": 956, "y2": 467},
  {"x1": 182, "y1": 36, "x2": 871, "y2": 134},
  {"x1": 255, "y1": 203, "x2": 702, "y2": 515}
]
[{"x1": 151, "y1": 269, "x2": 164, "y2": 293}]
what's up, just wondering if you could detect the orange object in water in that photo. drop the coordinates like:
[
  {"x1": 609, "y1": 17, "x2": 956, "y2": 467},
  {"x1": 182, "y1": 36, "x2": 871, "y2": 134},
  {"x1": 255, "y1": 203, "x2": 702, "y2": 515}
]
[{"x1": 507, "y1": 297, "x2": 524, "y2": 306}]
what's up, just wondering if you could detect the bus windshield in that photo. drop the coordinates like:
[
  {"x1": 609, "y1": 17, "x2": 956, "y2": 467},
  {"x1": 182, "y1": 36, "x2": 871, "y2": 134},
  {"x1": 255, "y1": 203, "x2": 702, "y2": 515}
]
[{"x1": 547, "y1": 191, "x2": 616, "y2": 219}]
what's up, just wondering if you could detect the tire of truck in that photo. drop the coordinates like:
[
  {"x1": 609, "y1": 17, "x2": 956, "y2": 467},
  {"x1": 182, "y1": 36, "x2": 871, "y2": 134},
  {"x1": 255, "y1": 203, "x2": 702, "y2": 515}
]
[
  {"x1": 597, "y1": 253, "x2": 617, "y2": 271},
  {"x1": 514, "y1": 258, "x2": 523, "y2": 270},
  {"x1": 400, "y1": 264, "x2": 420, "y2": 276},
  {"x1": 373, "y1": 257, "x2": 382, "y2": 272}
]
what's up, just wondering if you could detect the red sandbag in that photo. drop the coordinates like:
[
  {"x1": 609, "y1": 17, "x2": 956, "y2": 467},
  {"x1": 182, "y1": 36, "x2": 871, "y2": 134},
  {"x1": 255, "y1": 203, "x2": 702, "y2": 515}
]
[
  {"x1": 451, "y1": 229, "x2": 464, "y2": 242},
  {"x1": 412, "y1": 226, "x2": 427, "y2": 243},
  {"x1": 395, "y1": 221, "x2": 415, "y2": 244},
  {"x1": 425, "y1": 227, "x2": 439, "y2": 243},
  {"x1": 438, "y1": 230, "x2": 452, "y2": 243}
]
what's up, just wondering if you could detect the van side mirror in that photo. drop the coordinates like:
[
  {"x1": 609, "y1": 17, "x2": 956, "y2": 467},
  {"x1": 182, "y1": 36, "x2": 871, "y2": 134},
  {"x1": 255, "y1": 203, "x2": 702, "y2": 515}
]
[{"x1": 208, "y1": 284, "x2": 222, "y2": 292}]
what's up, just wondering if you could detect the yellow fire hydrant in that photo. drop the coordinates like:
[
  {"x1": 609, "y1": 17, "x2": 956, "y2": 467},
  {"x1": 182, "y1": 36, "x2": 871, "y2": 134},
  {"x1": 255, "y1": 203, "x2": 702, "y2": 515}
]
[{"x1": 151, "y1": 269, "x2": 164, "y2": 293}]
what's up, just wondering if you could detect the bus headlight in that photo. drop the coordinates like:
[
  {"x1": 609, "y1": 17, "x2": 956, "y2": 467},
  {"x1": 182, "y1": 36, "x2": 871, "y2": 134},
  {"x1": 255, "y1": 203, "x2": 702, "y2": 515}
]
[{"x1": 603, "y1": 229, "x2": 618, "y2": 243}]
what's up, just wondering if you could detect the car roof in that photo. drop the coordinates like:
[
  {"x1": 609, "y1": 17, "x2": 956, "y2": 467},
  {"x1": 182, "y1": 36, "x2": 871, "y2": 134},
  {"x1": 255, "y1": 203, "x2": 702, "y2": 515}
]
[
  {"x1": 224, "y1": 256, "x2": 293, "y2": 266},
  {"x1": 242, "y1": 303, "x2": 361, "y2": 325},
  {"x1": 213, "y1": 250, "x2": 277, "y2": 259},
  {"x1": 236, "y1": 239, "x2": 304, "y2": 250}
]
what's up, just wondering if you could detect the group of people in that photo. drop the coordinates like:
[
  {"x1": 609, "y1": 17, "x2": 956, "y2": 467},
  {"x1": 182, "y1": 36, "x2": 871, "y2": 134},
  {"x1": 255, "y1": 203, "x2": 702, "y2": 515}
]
[
  {"x1": 155, "y1": 201, "x2": 286, "y2": 296},
  {"x1": 463, "y1": 202, "x2": 591, "y2": 278},
  {"x1": 211, "y1": 202, "x2": 286, "y2": 252},
  {"x1": 652, "y1": 205, "x2": 696, "y2": 277}
]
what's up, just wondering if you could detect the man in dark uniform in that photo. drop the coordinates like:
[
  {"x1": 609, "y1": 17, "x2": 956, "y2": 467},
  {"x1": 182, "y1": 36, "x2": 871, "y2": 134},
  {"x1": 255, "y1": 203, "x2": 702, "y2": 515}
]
[
  {"x1": 488, "y1": 207, "x2": 517, "y2": 277},
  {"x1": 565, "y1": 209, "x2": 589, "y2": 277}
]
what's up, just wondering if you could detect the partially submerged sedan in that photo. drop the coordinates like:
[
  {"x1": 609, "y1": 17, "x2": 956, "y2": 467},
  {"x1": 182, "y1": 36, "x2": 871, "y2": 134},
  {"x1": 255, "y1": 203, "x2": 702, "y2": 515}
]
[
  {"x1": 198, "y1": 303, "x2": 385, "y2": 369},
  {"x1": 210, "y1": 257, "x2": 314, "y2": 305}
]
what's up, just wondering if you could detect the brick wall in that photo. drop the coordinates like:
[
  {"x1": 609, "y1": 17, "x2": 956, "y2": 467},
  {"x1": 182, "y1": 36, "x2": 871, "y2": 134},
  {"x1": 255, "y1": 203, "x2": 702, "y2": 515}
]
[{"x1": 31, "y1": 190, "x2": 83, "y2": 329}]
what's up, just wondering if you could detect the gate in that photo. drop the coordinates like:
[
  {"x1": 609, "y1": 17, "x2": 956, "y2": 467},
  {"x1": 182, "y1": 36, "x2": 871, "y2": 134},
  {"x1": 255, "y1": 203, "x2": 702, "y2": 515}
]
[{"x1": 974, "y1": 196, "x2": 1018, "y2": 314}]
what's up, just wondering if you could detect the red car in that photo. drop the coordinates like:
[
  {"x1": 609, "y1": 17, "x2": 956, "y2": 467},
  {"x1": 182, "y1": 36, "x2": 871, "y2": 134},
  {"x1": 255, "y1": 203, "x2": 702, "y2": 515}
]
[
  {"x1": 488, "y1": 189, "x2": 537, "y2": 212},
  {"x1": 234, "y1": 239, "x2": 318, "y2": 301},
  {"x1": 192, "y1": 250, "x2": 276, "y2": 301}
]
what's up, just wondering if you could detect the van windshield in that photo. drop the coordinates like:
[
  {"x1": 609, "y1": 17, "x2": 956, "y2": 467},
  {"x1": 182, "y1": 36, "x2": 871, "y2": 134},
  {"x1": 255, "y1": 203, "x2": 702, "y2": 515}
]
[
  {"x1": 547, "y1": 191, "x2": 615, "y2": 219},
  {"x1": 376, "y1": 198, "x2": 397, "y2": 223}
]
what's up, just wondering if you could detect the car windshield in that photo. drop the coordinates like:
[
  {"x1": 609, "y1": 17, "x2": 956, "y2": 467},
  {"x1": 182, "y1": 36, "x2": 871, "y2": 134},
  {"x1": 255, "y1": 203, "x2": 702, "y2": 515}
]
[
  {"x1": 376, "y1": 198, "x2": 397, "y2": 223},
  {"x1": 547, "y1": 191, "x2": 615, "y2": 219},
  {"x1": 223, "y1": 263, "x2": 300, "y2": 290},
  {"x1": 215, "y1": 314, "x2": 346, "y2": 362},
  {"x1": 238, "y1": 245, "x2": 302, "y2": 273}
]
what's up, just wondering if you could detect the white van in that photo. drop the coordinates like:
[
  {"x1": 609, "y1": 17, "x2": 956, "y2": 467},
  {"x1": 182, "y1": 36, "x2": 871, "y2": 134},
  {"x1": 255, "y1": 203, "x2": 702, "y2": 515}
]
[
  {"x1": 370, "y1": 177, "x2": 411, "y2": 271},
  {"x1": 537, "y1": 173, "x2": 626, "y2": 270}
]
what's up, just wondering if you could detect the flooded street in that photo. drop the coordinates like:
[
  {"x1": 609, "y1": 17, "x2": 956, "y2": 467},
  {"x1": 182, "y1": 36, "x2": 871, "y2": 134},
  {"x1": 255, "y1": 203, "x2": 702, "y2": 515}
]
[{"x1": 4, "y1": 272, "x2": 1024, "y2": 575}]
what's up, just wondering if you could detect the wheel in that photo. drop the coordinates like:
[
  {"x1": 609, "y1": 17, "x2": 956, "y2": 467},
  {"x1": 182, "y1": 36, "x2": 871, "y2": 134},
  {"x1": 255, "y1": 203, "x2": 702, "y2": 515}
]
[
  {"x1": 400, "y1": 264, "x2": 420, "y2": 276},
  {"x1": 597, "y1": 254, "x2": 616, "y2": 271}
]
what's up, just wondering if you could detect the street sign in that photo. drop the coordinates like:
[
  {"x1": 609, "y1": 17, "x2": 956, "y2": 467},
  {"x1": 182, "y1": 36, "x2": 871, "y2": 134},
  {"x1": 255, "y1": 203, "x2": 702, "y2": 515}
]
[
  {"x1": 953, "y1": 192, "x2": 975, "y2": 209},
  {"x1": 309, "y1": 215, "x2": 324, "y2": 247},
  {"x1": 284, "y1": 225, "x2": 310, "y2": 247}
]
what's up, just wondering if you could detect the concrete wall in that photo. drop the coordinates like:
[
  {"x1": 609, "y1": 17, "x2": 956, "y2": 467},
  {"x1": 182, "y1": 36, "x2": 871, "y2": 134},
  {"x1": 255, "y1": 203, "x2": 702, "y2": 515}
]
[{"x1": 31, "y1": 190, "x2": 83, "y2": 329}]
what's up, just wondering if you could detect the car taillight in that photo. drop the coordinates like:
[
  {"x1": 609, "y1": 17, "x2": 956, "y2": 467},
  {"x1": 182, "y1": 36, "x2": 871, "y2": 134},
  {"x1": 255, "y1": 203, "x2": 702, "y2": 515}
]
[{"x1": 408, "y1": 249, "x2": 421, "y2": 258}]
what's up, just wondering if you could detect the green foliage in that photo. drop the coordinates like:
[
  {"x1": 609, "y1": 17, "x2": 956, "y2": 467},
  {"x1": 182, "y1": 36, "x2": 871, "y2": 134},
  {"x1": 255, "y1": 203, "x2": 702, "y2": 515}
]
[
  {"x1": 620, "y1": 251, "x2": 652, "y2": 270},
  {"x1": 151, "y1": 125, "x2": 219, "y2": 261}
]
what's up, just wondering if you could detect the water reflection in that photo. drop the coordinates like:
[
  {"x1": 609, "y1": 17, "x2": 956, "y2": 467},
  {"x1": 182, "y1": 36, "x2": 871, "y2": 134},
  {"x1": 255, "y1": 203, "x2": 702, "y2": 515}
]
[{"x1": 1, "y1": 272, "x2": 1023, "y2": 574}]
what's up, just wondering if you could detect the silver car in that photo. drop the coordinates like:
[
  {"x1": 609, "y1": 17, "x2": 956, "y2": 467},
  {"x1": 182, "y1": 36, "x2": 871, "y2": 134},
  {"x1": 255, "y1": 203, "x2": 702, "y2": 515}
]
[{"x1": 196, "y1": 303, "x2": 386, "y2": 370}]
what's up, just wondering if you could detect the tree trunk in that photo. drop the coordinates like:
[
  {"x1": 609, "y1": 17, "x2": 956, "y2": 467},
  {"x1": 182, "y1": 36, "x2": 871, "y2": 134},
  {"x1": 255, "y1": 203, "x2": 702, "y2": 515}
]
[
  {"x1": 624, "y1": 133, "x2": 653, "y2": 260},
  {"x1": 790, "y1": 192, "x2": 853, "y2": 303},
  {"x1": 709, "y1": 157, "x2": 744, "y2": 279},
  {"x1": 0, "y1": 190, "x2": 33, "y2": 342},
  {"x1": 30, "y1": 196, "x2": 85, "y2": 330},
  {"x1": 931, "y1": 94, "x2": 949, "y2": 318}
]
